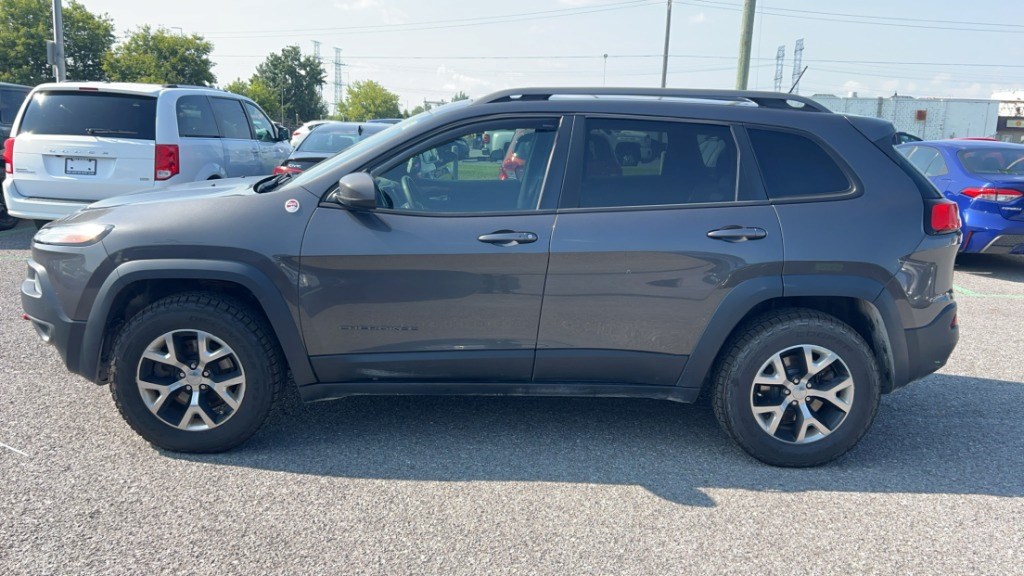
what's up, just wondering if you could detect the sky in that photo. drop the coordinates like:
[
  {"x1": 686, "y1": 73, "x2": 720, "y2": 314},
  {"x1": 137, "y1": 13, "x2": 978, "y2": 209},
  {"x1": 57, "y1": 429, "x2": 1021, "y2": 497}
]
[{"x1": 78, "y1": 0, "x2": 1024, "y2": 114}]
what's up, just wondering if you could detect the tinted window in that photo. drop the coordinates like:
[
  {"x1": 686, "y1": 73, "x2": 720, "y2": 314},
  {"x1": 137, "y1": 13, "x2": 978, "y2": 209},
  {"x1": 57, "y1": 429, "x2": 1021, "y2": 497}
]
[
  {"x1": 18, "y1": 91, "x2": 156, "y2": 139},
  {"x1": 374, "y1": 120, "x2": 557, "y2": 213},
  {"x1": 958, "y1": 148, "x2": 1024, "y2": 176},
  {"x1": 175, "y1": 96, "x2": 219, "y2": 138},
  {"x1": 210, "y1": 98, "x2": 251, "y2": 140},
  {"x1": 243, "y1": 101, "x2": 274, "y2": 142},
  {"x1": 298, "y1": 124, "x2": 383, "y2": 153},
  {"x1": 748, "y1": 129, "x2": 851, "y2": 199},
  {"x1": 0, "y1": 88, "x2": 28, "y2": 124},
  {"x1": 576, "y1": 118, "x2": 737, "y2": 208}
]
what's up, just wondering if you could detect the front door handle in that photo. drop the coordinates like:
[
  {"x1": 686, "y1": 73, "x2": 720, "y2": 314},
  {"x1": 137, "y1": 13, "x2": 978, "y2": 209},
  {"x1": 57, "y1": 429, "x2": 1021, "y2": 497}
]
[
  {"x1": 477, "y1": 231, "x2": 539, "y2": 246},
  {"x1": 707, "y1": 226, "x2": 767, "y2": 242}
]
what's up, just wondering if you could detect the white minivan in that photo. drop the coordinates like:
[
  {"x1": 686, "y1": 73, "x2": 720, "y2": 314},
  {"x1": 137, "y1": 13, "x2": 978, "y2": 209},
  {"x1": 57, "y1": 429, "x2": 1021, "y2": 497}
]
[{"x1": 2, "y1": 82, "x2": 291, "y2": 222}]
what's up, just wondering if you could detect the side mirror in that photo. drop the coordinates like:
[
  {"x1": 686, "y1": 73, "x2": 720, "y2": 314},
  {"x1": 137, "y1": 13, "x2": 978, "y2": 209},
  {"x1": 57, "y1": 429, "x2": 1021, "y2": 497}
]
[
  {"x1": 274, "y1": 123, "x2": 291, "y2": 142},
  {"x1": 335, "y1": 172, "x2": 377, "y2": 209}
]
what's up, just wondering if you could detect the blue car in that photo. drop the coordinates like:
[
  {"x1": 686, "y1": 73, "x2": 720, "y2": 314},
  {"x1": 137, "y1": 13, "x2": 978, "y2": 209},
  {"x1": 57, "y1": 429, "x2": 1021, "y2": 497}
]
[{"x1": 898, "y1": 140, "x2": 1024, "y2": 254}]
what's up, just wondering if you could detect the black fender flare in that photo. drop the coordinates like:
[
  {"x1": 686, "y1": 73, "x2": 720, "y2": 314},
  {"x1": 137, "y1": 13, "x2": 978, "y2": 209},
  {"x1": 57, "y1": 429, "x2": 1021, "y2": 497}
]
[
  {"x1": 79, "y1": 259, "x2": 316, "y2": 386},
  {"x1": 670, "y1": 273, "x2": 907, "y2": 397}
]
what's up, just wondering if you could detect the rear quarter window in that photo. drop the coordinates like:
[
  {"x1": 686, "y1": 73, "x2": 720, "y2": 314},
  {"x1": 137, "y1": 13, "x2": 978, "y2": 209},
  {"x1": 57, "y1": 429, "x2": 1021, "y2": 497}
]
[
  {"x1": 748, "y1": 128, "x2": 852, "y2": 199},
  {"x1": 18, "y1": 91, "x2": 157, "y2": 140}
]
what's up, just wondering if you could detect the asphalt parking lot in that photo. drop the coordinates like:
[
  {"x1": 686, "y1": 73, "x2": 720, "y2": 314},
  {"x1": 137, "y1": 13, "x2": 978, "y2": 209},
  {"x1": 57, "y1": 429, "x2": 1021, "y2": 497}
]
[{"x1": 1, "y1": 218, "x2": 1022, "y2": 575}]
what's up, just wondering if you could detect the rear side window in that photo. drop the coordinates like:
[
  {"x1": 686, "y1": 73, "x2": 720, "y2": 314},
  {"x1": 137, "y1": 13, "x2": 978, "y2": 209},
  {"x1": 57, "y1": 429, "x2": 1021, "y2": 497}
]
[
  {"x1": 575, "y1": 118, "x2": 738, "y2": 208},
  {"x1": 18, "y1": 91, "x2": 156, "y2": 140},
  {"x1": 210, "y1": 98, "x2": 251, "y2": 140},
  {"x1": 0, "y1": 88, "x2": 28, "y2": 124},
  {"x1": 176, "y1": 96, "x2": 220, "y2": 138},
  {"x1": 748, "y1": 128, "x2": 851, "y2": 199}
]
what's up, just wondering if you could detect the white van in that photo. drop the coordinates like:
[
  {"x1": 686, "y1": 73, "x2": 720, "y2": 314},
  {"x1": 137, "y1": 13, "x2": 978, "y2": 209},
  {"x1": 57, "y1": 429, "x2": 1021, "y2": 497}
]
[{"x1": 2, "y1": 82, "x2": 291, "y2": 222}]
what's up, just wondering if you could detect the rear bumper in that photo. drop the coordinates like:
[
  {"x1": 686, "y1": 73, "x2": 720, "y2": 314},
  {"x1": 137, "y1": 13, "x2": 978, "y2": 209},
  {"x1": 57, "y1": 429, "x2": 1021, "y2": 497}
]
[
  {"x1": 979, "y1": 234, "x2": 1024, "y2": 255},
  {"x1": 902, "y1": 302, "x2": 958, "y2": 385},
  {"x1": 3, "y1": 179, "x2": 90, "y2": 221},
  {"x1": 21, "y1": 259, "x2": 90, "y2": 378},
  {"x1": 960, "y1": 209, "x2": 1024, "y2": 254}
]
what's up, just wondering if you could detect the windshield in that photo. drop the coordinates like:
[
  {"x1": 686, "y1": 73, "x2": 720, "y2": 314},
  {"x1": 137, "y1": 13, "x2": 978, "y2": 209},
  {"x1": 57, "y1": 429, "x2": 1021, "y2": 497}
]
[
  {"x1": 284, "y1": 100, "x2": 473, "y2": 190},
  {"x1": 958, "y1": 147, "x2": 1024, "y2": 175},
  {"x1": 297, "y1": 124, "x2": 387, "y2": 154}
]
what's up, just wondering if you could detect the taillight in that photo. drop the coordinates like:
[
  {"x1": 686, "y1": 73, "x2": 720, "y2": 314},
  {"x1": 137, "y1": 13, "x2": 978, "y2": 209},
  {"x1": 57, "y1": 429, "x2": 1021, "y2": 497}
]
[
  {"x1": 927, "y1": 200, "x2": 961, "y2": 235},
  {"x1": 273, "y1": 165, "x2": 303, "y2": 175},
  {"x1": 155, "y1": 144, "x2": 179, "y2": 181},
  {"x1": 961, "y1": 187, "x2": 1023, "y2": 203},
  {"x1": 3, "y1": 137, "x2": 13, "y2": 174}
]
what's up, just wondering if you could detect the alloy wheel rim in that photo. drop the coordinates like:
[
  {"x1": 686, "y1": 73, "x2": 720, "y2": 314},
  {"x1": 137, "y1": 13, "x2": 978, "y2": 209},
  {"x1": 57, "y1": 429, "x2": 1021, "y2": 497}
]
[
  {"x1": 135, "y1": 329, "x2": 245, "y2": 431},
  {"x1": 749, "y1": 344, "x2": 855, "y2": 444}
]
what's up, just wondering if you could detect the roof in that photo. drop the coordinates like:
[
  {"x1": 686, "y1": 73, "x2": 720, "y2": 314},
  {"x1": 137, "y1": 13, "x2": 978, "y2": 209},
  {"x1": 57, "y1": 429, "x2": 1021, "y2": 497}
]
[
  {"x1": 30, "y1": 81, "x2": 224, "y2": 98},
  {"x1": 472, "y1": 87, "x2": 830, "y2": 113}
]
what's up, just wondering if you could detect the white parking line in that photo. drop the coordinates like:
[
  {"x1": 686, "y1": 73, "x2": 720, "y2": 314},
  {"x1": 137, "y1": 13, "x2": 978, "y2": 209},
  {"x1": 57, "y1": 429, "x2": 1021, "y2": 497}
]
[{"x1": 0, "y1": 441, "x2": 29, "y2": 457}]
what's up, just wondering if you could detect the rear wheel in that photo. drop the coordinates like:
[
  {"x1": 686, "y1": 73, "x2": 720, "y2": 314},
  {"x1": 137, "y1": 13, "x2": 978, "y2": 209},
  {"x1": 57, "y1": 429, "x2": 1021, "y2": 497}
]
[
  {"x1": 0, "y1": 198, "x2": 17, "y2": 231},
  {"x1": 109, "y1": 293, "x2": 286, "y2": 453},
  {"x1": 712, "y1": 309, "x2": 881, "y2": 467}
]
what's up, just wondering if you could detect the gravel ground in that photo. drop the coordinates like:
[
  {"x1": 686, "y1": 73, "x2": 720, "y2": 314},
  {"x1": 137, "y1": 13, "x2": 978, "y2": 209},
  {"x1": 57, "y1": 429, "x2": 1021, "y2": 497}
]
[{"x1": 1, "y1": 219, "x2": 1022, "y2": 575}]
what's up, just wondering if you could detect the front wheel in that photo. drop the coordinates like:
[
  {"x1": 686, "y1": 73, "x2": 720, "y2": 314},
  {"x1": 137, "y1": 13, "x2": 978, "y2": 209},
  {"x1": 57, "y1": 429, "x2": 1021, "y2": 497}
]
[
  {"x1": 109, "y1": 293, "x2": 286, "y2": 453},
  {"x1": 712, "y1": 309, "x2": 881, "y2": 467}
]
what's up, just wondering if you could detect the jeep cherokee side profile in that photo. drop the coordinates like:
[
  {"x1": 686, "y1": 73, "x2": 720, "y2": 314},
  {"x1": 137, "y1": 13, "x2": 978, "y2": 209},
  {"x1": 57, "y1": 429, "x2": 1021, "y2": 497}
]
[{"x1": 21, "y1": 88, "x2": 960, "y2": 466}]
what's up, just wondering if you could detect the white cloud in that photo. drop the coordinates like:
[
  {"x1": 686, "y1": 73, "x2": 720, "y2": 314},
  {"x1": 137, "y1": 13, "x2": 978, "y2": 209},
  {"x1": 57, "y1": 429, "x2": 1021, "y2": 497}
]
[
  {"x1": 334, "y1": 0, "x2": 407, "y2": 23},
  {"x1": 334, "y1": 0, "x2": 377, "y2": 10},
  {"x1": 688, "y1": 12, "x2": 706, "y2": 24}
]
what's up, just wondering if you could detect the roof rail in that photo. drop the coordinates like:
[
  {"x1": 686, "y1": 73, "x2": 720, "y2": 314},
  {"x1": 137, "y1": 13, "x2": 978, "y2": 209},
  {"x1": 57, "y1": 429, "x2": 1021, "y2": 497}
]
[{"x1": 475, "y1": 87, "x2": 830, "y2": 113}]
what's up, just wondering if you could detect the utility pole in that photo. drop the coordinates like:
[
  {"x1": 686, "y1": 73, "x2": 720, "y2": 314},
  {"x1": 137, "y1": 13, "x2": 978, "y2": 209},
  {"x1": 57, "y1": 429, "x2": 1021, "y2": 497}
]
[
  {"x1": 51, "y1": 0, "x2": 66, "y2": 82},
  {"x1": 735, "y1": 0, "x2": 756, "y2": 90},
  {"x1": 660, "y1": 0, "x2": 672, "y2": 88}
]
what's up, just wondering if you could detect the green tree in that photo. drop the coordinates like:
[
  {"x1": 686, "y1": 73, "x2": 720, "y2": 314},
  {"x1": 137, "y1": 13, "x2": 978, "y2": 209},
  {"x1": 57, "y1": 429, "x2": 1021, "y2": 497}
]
[
  {"x1": 407, "y1": 104, "x2": 426, "y2": 116},
  {"x1": 223, "y1": 77, "x2": 282, "y2": 122},
  {"x1": 0, "y1": 0, "x2": 114, "y2": 85},
  {"x1": 452, "y1": 91, "x2": 469, "y2": 102},
  {"x1": 104, "y1": 26, "x2": 215, "y2": 85},
  {"x1": 338, "y1": 80, "x2": 401, "y2": 122},
  {"x1": 251, "y1": 46, "x2": 326, "y2": 124}
]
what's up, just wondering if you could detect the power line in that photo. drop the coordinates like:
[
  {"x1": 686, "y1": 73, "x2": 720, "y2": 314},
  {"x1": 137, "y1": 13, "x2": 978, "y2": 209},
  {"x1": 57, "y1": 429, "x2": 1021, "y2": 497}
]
[{"x1": 204, "y1": 0, "x2": 661, "y2": 38}]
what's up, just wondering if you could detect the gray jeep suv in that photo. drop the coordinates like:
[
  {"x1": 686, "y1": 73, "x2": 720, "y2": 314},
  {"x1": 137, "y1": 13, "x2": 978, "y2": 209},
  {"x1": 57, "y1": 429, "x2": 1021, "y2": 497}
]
[{"x1": 21, "y1": 88, "x2": 961, "y2": 466}]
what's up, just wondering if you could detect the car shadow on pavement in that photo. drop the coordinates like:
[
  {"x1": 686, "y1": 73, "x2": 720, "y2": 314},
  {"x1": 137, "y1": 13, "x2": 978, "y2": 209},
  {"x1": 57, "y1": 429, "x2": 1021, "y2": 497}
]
[
  {"x1": 0, "y1": 220, "x2": 34, "y2": 250},
  {"x1": 955, "y1": 253, "x2": 1024, "y2": 283},
  {"x1": 168, "y1": 373, "x2": 1024, "y2": 507}
]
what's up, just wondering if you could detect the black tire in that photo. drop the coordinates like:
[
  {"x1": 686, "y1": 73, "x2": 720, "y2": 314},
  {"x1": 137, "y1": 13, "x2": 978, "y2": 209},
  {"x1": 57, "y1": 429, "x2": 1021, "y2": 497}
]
[
  {"x1": 712, "y1": 308, "x2": 881, "y2": 467},
  {"x1": 109, "y1": 292, "x2": 286, "y2": 453},
  {"x1": 0, "y1": 199, "x2": 17, "y2": 231}
]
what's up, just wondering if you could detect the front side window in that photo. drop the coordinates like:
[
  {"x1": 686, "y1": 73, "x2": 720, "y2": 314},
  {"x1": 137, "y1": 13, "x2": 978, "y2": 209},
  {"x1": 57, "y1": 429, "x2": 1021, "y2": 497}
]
[
  {"x1": 372, "y1": 120, "x2": 558, "y2": 213},
  {"x1": 243, "y1": 101, "x2": 275, "y2": 142},
  {"x1": 175, "y1": 96, "x2": 219, "y2": 138},
  {"x1": 210, "y1": 98, "x2": 251, "y2": 140},
  {"x1": 575, "y1": 118, "x2": 738, "y2": 208},
  {"x1": 748, "y1": 128, "x2": 851, "y2": 199}
]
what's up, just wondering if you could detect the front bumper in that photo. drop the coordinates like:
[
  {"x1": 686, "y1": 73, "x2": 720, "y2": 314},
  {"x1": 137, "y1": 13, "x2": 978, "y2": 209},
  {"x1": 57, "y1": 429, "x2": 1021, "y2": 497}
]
[{"x1": 21, "y1": 259, "x2": 89, "y2": 378}]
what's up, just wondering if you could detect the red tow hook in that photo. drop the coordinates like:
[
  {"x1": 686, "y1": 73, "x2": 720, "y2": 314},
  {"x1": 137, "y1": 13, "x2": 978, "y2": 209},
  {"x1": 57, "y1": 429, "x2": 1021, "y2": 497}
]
[{"x1": 21, "y1": 314, "x2": 29, "y2": 321}]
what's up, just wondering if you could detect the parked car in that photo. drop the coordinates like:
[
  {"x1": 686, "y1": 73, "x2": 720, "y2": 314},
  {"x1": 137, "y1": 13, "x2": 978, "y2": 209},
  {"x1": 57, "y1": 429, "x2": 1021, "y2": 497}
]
[
  {"x1": 3, "y1": 82, "x2": 291, "y2": 225},
  {"x1": 274, "y1": 122, "x2": 389, "y2": 175},
  {"x1": 482, "y1": 129, "x2": 515, "y2": 160},
  {"x1": 20, "y1": 88, "x2": 960, "y2": 467},
  {"x1": 898, "y1": 140, "x2": 1024, "y2": 253},
  {"x1": 290, "y1": 119, "x2": 332, "y2": 148},
  {"x1": 0, "y1": 82, "x2": 31, "y2": 230}
]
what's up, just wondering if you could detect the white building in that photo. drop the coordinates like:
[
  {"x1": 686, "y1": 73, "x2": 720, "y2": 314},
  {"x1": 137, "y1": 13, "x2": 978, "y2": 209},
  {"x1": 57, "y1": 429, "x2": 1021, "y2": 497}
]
[{"x1": 809, "y1": 94, "x2": 1001, "y2": 140}]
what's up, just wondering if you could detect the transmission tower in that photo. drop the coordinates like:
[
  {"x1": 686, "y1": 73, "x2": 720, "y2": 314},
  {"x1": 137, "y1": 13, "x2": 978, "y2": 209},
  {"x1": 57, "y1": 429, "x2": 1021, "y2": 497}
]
[
  {"x1": 312, "y1": 41, "x2": 323, "y2": 105},
  {"x1": 333, "y1": 47, "x2": 343, "y2": 112},
  {"x1": 773, "y1": 45, "x2": 785, "y2": 92},
  {"x1": 791, "y1": 38, "x2": 804, "y2": 95}
]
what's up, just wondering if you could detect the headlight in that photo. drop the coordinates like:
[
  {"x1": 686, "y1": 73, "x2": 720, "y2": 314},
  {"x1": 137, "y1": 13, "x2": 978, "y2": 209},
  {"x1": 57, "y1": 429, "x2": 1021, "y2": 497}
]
[{"x1": 34, "y1": 223, "x2": 113, "y2": 246}]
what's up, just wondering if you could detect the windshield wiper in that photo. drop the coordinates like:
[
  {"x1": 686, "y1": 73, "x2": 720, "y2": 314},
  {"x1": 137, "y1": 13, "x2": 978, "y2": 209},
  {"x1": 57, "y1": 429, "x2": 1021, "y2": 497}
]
[
  {"x1": 85, "y1": 128, "x2": 137, "y2": 135},
  {"x1": 256, "y1": 173, "x2": 292, "y2": 194}
]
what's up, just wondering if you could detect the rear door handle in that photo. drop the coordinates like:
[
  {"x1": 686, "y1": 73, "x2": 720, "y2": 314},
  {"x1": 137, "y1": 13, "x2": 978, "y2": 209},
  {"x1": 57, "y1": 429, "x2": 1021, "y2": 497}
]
[
  {"x1": 707, "y1": 226, "x2": 767, "y2": 242},
  {"x1": 477, "y1": 231, "x2": 539, "y2": 246}
]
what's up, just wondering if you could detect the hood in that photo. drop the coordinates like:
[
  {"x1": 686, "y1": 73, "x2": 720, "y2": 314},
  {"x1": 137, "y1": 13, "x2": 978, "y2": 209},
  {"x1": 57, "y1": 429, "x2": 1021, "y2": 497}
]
[{"x1": 85, "y1": 176, "x2": 263, "y2": 210}]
